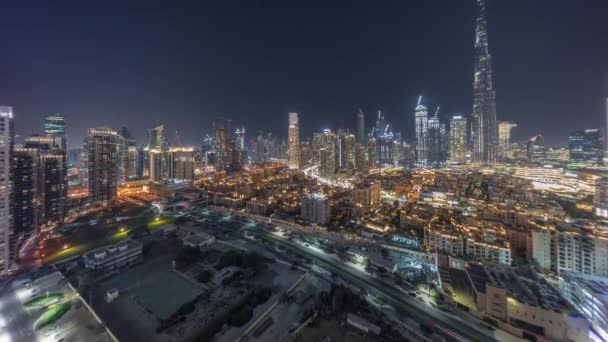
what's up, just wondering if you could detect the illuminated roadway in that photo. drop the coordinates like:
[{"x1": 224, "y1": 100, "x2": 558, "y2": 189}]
[{"x1": 247, "y1": 228, "x2": 497, "y2": 342}]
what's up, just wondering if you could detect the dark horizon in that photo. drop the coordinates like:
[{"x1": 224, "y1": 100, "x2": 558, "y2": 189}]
[{"x1": 1, "y1": 0, "x2": 607, "y2": 148}]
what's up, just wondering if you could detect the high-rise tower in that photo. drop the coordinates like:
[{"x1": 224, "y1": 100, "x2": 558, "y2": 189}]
[
  {"x1": 0, "y1": 107, "x2": 14, "y2": 274},
  {"x1": 356, "y1": 109, "x2": 365, "y2": 144},
  {"x1": 86, "y1": 128, "x2": 118, "y2": 206},
  {"x1": 414, "y1": 96, "x2": 428, "y2": 164},
  {"x1": 471, "y1": 0, "x2": 498, "y2": 164},
  {"x1": 288, "y1": 112, "x2": 300, "y2": 169}
]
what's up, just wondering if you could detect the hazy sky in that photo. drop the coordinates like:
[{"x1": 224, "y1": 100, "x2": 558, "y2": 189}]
[{"x1": 1, "y1": 0, "x2": 607, "y2": 148}]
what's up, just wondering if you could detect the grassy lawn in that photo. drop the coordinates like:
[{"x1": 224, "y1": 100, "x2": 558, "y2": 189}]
[
  {"x1": 44, "y1": 216, "x2": 175, "y2": 264},
  {"x1": 24, "y1": 293, "x2": 64, "y2": 308},
  {"x1": 147, "y1": 216, "x2": 177, "y2": 230},
  {"x1": 34, "y1": 302, "x2": 72, "y2": 331}
]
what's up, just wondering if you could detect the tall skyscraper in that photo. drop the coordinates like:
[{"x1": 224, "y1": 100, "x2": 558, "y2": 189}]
[
  {"x1": 148, "y1": 124, "x2": 164, "y2": 150},
  {"x1": 414, "y1": 96, "x2": 428, "y2": 164},
  {"x1": 13, "y1": 149, "x2": 38, "y2": 252},
  {"x1": 315, "y1": 129, "x2": 337, "y2": 178},
  {"x1": 235, "y1": 127, "x2": 246, "y2": 151},
  {"x1": 595, "y1": 177, "x2": 608, "y2": 219},
  {"x1": 43, "y1": 114, "x2": 67, "y2": 219},
  {"x1": 498, "y1": 122, "x2": 517, "y2": 162},
  {"x1": 449, "y1": 115, "x2": 467, "y2": 164},
  {"x1": 427, "y1": 107, "x2": 445, "y2": 164},
  {"x1": 371, "y1": 111, "x2": 394, "y2": 165},
  {"x1": 86, "y1": 128, "x2": 118, "y2": 205},
  {"x1": 168, "y1": 147, "x2": 195, "y2": 180},
  {"x1": 149, "y1": 149, "x2": 163, "y2": 181},
  {"x1": 337, "y1": 132, "x2": 355, "y2": 171},
  {"x1": 356, "y1": 109, "x2": 365, "y2": 144},
  {"x1": 471, "y1": 0, "x2": 498, "y2": 164},
  {"x1": 0, "y1": 106, "x2": 14, "y2": 274},
  {"x1": 118, "y1": 127, "x2": 137, "y2": 183},
  {"x1": 214, "y1": 123, "x2": 227, "y2": 171},
  {"x1": 252, "y1": 131, "x2": 266, "y2": 165},
  {"x1": 367, "y1": 138, "x2": 377, "y2": 168},
  {"x1": 24, "y1": 135, "x2": 67, "y2": 226},
  {"x1": 288, "y1": 112, "x2": 300, "y2": 169}
]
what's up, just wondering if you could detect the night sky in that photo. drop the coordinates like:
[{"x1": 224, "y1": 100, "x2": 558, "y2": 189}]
[{"x1": 1, "y1": 0, "x2": 607, "y2": 148}]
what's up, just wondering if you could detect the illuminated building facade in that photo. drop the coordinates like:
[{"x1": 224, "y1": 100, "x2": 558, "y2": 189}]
[
  {"x1": 569, "y1": 129, "x2": 601, "y2": 164},
  {"x1": 301, "y1": 193, "x2": 331, "y2": 225},
  {"x1": 414, "y1": 97, "x2": 428, "y2": 164},
  {"x1": 471, "y1": 0, "x2": 498, "y2": 164},
  {"x1": 448, "y1": 115, "x2": 467, "y2": 163},
  {"x1": 288, "y1": 112, "x2": 300, "y2": 169},
  {"x1": 498, "y1": 121, "x2": 516, "y2": 162},
  {"x1": 86, "y1": 128, "x2": 118, "y2": 205},
  {"x1": 0, "y1": 107, "x2": 14, "y2": 274},
  {"x1": 168, "y1": 147, "x2": 195, "y2": 180}
]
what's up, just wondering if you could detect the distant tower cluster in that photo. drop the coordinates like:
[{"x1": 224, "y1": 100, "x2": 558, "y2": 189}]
[
  {"x1": 471, "y1": 0, "x2": 498, "y2": 164},
  {"x1": 288, "y1": 112, "x2": 300, "y2": 169}
]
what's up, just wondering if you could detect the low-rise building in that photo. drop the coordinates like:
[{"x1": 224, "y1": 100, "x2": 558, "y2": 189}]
[
  {"x1": 465, "y1": 264, "x2": 588, "y2": 342},
  {"x1": 83, "y1": 239, "x2": 143, "y2": 272}
]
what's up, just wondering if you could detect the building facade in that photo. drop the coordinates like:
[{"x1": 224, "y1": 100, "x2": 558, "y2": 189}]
[
  {"x1": 86, "y1": 128, "x2": 119, "y2": 205},
  {"x1": 288, "y1": 112, "x2": 300, "y2": 169}
]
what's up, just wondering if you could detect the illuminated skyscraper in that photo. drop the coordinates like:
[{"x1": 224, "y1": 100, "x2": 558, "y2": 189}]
[
  {"x1": 449, "y1": 115, "x2": 467, "y2": 164},
  {"x1": 427, "y1": 107, "x2": 443, "y2": 164},
  {"x1": 118, "y1": 127, "x2": 137, "y2": 183},
  {"x1": 471, "y1": 0, "x2": 498, "y2": 164},
  {"x1": 498, "y1": 122, "x2": 517, "y2": 162},
  {"x1": 595, "y1": 177, "x2": 608, "y2": 218},
  {"x1": 367, "y1": 138, "x2": 377, "y2": 168},
  {"x1": 168, "y1": 147, "x2": 195, "y2": 180},
  {"x1": 338, "y1": 132, "x2": 355, "y2": 171},
  {"x1": 148, "y1": 124, "x2": 164, "y2": 150},
  {"x1": 13, "y1": 148, "x2": 38, "y2": 252},
  {"x1": 414, "y1": 96, "x2": 428, "y2": 164},
  {"x1": 86, "y1": 128, "x2": 118, "y2": 205},
  {"x1": 371, "y1": 111, "x2": 394, "y2": 165},
  {"x1": 356, "y1": 109, "x2": 365, "y2": 144},
  {"x1": 43, "y1": 114, "x2": 67, "y2": 218},
  {"x1": 235, "y1": 126, "x2": 246, "y2": 151},
  {"x1": 0, "y1": 106, "x2": 14, "y2": 274},
  {"x1": 314, "y1": 130, "x2": 337, "y2": 178},
  {"x1": 288, "y1": 112, "x2": 300, "y2": 169},
  {"x1": 149, "y1": 149, "x2": 163, "y2": 181}
]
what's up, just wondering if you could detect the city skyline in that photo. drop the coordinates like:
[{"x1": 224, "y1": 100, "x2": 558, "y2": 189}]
[{"x1": 1, "y1": 1, "x2": 607, "y2": 148}]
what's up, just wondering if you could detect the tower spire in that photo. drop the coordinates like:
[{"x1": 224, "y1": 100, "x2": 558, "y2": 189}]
[{"x1": 471, "y1": 0, "x2": 498, "y2": 164}]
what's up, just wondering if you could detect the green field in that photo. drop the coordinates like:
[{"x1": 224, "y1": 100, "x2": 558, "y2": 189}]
[
  {"x1": 148, "y1": 216, "x2": 177, "y2": 230},
  {"x1": 34, "y1": 302, "x2": 72, "y2": 331},
  {"x1": 24, "y1": 293, "x2": 64, "y2": 308}
]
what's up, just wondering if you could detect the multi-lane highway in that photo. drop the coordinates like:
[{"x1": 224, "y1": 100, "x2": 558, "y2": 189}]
[{"x1": 247, "y1": 227, "x2": 497, "y2": 342}]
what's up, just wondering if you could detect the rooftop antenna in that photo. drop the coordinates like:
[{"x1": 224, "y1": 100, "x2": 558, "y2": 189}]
[
  {"x1": 417, "y1": 95, "x2": 423, "y2": 106},
  {"x1": 434, "y1": 106, "x2": 440, "y2": 118}
]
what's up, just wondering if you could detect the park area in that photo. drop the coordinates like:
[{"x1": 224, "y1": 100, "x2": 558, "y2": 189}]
[{"x1": 39, "y1": 203, "x2": 180, "y2": 264}]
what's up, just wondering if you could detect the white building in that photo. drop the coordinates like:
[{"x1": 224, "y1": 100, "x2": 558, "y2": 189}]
[
  {"x1": 423, "y1": 227, "x2": 464, "y2": 256},
  {"x1": 465, "y1": 239, "x2": 512, "y2": 265},
  {"x1": 0, "y1": 106, "x2": 13, "y2": 274},
  {"x1": 556, "y1": 223, "x2": 608, "y2": 277},
  {"x1": 83, "y1": 239, "x2": 143, "y2": 272},
  {"x1": 301, "y1": 193, "x2": 331, "y2": 225},
  {"x1": 594, "y1": 177, "x2": 608, "y2": 219},
  {"x1": 531, "y1": 229, "x2": 553, "y2": 271}
]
